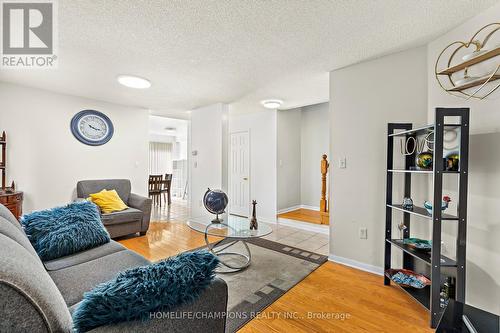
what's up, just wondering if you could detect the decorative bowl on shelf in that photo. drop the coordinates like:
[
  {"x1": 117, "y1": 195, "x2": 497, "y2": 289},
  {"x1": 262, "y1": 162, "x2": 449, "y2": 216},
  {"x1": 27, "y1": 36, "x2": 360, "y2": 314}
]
[
  {"x1": 385, "y1": 269, "x2": 431, "y2": 289},
  {"x1": 403, "y1": 238, "x2": 432, "y2": 252},
  {"x1": 424, "y1": 196, "x2": 451, "y2": 215}
]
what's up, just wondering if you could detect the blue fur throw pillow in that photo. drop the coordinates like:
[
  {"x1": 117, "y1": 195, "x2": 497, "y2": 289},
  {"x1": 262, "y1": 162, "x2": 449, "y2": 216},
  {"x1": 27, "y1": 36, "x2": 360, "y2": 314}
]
[
  {"x1": 21, "y1": 201, "x2": 110, "y2": 261},
  {"x1": 72, "y1": 250, "x2": 219, "y2": 332}
]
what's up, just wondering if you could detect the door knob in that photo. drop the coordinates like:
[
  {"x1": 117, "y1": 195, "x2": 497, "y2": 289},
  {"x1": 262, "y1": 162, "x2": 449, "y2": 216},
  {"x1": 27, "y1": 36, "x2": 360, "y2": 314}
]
[{"x1": 243, "y1": 177, "x2": 248, "y2": 180}]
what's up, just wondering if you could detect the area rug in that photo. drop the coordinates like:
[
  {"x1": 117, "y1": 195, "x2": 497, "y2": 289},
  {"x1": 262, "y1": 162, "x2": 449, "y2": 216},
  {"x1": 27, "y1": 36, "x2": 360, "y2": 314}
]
[{"x1": 210, "y1": 237, "x2": 328, "y2": 333}]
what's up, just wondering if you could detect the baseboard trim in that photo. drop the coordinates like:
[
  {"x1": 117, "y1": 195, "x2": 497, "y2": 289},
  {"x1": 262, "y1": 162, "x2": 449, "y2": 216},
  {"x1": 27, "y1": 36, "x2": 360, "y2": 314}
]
[
  {"x1": 277, "y1": 205, "x2": 320, "y2": 214},
  {"x1": 328, "y1": 255, "x2": 383, "y2": 276},
  {"x1": 277, "y1": 218, "x2": 329, "y2": 234},
  {"x1": 301, "y1": 205, "x2": 320, "y2": 211},
  {"x1": 277, "y1": 205, "x2": 301, "y2": 214}
]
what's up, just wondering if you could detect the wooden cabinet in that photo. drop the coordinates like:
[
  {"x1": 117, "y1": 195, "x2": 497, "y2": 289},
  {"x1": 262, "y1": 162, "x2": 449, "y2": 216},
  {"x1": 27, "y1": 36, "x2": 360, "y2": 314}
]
[{"x1": 0, "y1": 191, "x2": 23, "y2": 220}]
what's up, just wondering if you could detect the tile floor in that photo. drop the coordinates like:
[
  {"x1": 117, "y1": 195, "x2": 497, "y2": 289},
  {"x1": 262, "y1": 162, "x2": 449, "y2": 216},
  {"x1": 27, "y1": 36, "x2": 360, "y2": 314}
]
[
  {"x1": 150, "y1": 198, "x2": 329, "y2": 256},
  {"x1": 262, "y1": 223, "x2": 329, "y2": 256}
]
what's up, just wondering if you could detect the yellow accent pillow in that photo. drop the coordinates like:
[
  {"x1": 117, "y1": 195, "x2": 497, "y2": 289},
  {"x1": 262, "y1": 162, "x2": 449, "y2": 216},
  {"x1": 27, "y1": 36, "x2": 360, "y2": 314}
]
[{"x1": 88, "y1": 189, "x2": 128, "y2": 214}]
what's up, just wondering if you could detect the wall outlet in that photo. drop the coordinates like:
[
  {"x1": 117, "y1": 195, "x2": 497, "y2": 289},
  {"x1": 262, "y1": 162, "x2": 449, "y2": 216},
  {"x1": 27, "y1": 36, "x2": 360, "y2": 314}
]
[
  {"x1": 359, "y1": 227, "x2": 368, "y2": 239},
  {"x1": 339, "y1": 157, "x2": 347, "y2": 169}
]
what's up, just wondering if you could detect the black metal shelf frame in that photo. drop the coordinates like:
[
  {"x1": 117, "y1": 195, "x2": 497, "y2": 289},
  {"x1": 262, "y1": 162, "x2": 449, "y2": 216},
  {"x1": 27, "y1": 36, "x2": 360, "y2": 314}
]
[{"x1": 384, "y1": 108, "x2": 469, "y2": 329}]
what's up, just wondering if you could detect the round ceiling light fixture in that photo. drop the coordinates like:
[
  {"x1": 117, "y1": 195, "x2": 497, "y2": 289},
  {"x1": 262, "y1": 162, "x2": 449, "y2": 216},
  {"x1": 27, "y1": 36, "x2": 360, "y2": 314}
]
[
  {"x1": 117, "y1": 75, "x2": 151, "y2": 89},
  {"x1": 261, "y1": 99, "x2": 283, "y2": 109}
]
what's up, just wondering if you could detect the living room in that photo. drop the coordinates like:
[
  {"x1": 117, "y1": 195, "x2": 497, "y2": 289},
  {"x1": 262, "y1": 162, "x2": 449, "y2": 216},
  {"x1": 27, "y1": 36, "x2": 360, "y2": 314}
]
[{"x1": 1, "y1": 1, "x2": 500, "y2": 332}]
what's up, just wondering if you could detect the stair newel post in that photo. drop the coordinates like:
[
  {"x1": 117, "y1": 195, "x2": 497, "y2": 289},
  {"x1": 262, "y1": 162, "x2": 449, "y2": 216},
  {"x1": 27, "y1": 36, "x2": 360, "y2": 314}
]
[
  {"x1": 320, "y1": 154, "x2": 329, "y2": 213},
  {"x1": 319, "y1": 155, "x2": 330, "y2": 225}
]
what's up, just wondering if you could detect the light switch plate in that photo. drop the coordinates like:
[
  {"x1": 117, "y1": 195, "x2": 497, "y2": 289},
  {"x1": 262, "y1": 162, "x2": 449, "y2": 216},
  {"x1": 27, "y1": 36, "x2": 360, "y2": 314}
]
[
  {"x1": 339, "y1": 157, "x2": 347, "y2": 169},
  {"x1": 359, "y1": 227, "x2": 368, "y2": 239}
]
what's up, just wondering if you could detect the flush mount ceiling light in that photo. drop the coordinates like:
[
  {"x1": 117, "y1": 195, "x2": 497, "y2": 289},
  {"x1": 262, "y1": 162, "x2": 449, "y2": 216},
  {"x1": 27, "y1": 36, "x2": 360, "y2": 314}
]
[
  {"x1": 164, "y1": 127, "x2": 177, "y2": 135},
  {"x1": 117, "y1": 75, "x2": 151, "y2": 89},
  {"x1": 261, "y1": 99, "x2": 283, "y2": 109}
]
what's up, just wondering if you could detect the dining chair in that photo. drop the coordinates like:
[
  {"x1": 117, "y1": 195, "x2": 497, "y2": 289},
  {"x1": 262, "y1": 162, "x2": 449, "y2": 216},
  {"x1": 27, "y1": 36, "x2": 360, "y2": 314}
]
[
  {"x1": 148, "y1": 175, "x2": 163, "y2": 206},
  {"x1": 162, "y1": 174, "x2": 173, "y2": 205}
]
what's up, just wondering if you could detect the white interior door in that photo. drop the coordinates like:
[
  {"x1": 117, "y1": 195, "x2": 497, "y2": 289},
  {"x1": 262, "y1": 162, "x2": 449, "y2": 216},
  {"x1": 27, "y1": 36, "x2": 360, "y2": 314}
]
[{"x1": 229, "y1": 131, "x2": 250, "y2": 217}]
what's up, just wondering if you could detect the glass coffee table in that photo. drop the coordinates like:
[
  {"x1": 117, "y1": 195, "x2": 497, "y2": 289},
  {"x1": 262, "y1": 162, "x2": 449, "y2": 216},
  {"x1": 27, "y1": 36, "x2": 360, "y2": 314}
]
[{"x1": 187, "y1": 214, "x2": 273, "y2": 272}]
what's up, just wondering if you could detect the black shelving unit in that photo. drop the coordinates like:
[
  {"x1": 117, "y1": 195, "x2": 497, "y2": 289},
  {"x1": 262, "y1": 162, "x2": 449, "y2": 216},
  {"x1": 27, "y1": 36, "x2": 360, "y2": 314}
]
[
  {"x1": 0, "y1": 131, "x2": 5, "y2": 189},
  {"x1": 384, "y1": 107, "x2": 469, "y2": 328}
]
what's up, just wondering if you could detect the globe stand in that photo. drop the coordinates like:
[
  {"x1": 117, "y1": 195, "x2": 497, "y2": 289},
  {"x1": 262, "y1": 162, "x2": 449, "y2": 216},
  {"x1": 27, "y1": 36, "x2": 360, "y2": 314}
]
[{"x1": 212, "y1": 213, "x2": 223, "y2": 224}]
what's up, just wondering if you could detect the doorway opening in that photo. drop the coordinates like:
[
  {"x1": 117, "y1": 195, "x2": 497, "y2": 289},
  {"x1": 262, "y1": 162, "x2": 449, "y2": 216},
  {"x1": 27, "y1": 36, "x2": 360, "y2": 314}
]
[
  {"x1": 148, "y1": 116, "x2": 189, "y2": 220},
  {"x1": 276, "y1": 102, "x2": 330, "y2": 226}
]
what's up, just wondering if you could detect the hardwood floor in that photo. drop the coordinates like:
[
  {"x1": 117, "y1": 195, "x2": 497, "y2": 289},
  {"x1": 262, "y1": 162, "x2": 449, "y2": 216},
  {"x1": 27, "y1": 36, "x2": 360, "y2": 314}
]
[
  {"x1": 239, "y1": 262, "x2": 432, "y2": 333},
  {"x1": 118, "y1": 202, "x2": 432, "y2": 333},
  {"x1": 278, "y1": 208, "x2": 323, "y2": 225},
  {"x1": 117, "y1": 221, "x2": 222, "y2": 262}
]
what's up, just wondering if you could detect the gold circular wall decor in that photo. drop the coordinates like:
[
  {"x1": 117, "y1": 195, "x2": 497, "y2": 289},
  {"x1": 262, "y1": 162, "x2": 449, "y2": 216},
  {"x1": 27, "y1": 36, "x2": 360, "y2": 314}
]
[{"x1": 435, "y1": 23, "x2": 500, "y2": 100}]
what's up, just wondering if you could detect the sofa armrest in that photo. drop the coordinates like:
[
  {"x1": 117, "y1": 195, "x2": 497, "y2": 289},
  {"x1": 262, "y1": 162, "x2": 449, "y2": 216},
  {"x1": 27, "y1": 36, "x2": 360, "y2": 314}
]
[
  {"x1": 128, "y1": 193, "x2": 152, "y2": 233},
  {"x1": 88, "y1": 277, "x2": 228, "y2": 333}
]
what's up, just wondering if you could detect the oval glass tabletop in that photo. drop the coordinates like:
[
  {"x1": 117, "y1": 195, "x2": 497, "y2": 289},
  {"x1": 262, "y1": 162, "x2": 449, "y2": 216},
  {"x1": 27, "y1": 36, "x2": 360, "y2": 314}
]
[{"x1": 187, "y1": 214, "x2": 272, "y2": 239}]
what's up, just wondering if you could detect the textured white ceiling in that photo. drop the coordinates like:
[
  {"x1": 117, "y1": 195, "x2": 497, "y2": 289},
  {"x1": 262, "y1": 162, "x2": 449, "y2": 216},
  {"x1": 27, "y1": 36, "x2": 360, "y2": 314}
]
[
  {"x1": 149, "y1": 116, "x2": 188, "y2": 141},
  {"x1": 0, "y1": 0, "x2": 497, "y2": 116}
]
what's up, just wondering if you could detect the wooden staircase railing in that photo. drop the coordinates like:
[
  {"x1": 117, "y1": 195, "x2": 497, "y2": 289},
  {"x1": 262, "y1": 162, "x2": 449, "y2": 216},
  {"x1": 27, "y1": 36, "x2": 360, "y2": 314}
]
[{"x1": 320, "y1": 154, "x2": 330, "y2": 225}]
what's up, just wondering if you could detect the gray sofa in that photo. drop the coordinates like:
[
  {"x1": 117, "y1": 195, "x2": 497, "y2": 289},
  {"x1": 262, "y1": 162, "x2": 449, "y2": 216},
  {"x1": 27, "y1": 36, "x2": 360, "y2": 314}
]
[
  {"x1": 76, "y1": 179, "x2": 152, "y2": 238},
  {"x1": 0, "y1": 204, "x2": 228, "y2": 333}
]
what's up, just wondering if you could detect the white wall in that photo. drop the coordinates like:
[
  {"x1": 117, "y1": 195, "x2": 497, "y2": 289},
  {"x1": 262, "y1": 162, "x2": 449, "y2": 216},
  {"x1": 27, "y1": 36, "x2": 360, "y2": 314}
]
[
  {"x1": 0, "y1": 82, "x2": 149, "y2": 212},
  {"x1": 330, "y1": 46, "x2": 429, "y2": 271},
  {"x1": 427, "y1": 2, "x2": 500, "y2": 314},
  {"x1": 189, "y1": 103, "x2": 228, "y2": 218},
  {"x1": 229, "y1": 110, "x2": 277, "y2": 222},
  {"x1": 300, "y1": 103, "x2": 329, "y2": 208},
  {"x1": 277, "y1": 108, "x2": 302, "y2": 211}
]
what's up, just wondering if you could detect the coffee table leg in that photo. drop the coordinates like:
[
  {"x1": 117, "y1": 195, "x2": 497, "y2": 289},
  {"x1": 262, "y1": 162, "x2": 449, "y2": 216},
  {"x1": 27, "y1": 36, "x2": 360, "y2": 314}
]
[{"x1": 204, "y1": 233, "x2": 251, "y2": 272}]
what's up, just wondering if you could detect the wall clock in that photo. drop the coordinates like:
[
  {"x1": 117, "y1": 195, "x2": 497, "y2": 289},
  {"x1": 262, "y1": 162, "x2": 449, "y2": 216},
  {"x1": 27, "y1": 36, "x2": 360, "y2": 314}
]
[{"x1": 70, "y1": 110, "x2": 114, "y2": 146}]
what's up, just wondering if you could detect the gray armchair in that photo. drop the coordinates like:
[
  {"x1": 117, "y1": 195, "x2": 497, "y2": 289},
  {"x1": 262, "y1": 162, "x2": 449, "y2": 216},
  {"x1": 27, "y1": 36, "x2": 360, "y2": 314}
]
[{"x1": 77, "y1": 179, "x2": 152, "y2": 238}]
